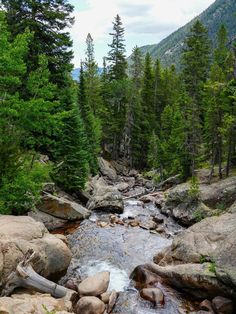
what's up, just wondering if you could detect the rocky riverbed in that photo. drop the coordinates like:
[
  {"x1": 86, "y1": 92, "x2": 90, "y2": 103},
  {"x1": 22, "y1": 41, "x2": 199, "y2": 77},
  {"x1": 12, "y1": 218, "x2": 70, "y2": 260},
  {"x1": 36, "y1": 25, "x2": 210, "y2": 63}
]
[{"x1": 0, "y1": 158, "x2": 235, "y2": 313}]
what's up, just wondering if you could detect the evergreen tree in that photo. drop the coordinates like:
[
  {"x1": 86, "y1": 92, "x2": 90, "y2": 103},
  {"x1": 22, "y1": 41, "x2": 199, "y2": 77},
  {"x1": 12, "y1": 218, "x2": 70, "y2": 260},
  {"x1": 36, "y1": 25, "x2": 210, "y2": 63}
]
[
  {"x1": 139, "y1": 53, "x2": 154, "y2": 168},
  {"x1": 107, "y1": 14, "x2": 127, "y2": 81},
  {"x1": 2, "y1": 0, "x2": 74, "y2": 85},
  {"x1": 182, "y1": 20, "x2": 210, "y2": 175}
]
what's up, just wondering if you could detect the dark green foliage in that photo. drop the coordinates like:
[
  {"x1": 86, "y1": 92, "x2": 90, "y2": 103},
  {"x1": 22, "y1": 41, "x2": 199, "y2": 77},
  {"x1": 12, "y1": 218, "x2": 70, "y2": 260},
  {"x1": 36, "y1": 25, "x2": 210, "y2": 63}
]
[{"x1": 107, "y1": 15, "x2": 127, "y2": 81}]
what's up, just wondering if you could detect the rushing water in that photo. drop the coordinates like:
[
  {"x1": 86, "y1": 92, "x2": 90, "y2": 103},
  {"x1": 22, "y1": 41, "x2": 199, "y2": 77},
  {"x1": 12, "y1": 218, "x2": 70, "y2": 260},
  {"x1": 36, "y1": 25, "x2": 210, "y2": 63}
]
[{"x1": 60, "y1": 199, "x2": 197, "y2": 313}]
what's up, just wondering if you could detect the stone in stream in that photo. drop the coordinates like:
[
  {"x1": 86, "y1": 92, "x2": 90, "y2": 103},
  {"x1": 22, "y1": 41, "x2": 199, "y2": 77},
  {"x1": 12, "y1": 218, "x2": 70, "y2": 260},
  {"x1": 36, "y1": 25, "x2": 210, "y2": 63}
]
[
  {"x1": 212, "y1": 296, "x2": 233, "y2": 314},
  {"x1": 130, "y1": 265, "x2": 159, "y2": 289},
  {"x1": 100, "y1": 291, "x2": 111, "y2": 304},
  {"x1": 140, "y1": 288, "x2": 164, "y2": 306},
  {"x1": 107, "y1": 290, "x2": 118, "y2": 313},
  {"x1": 78, "y1": 271, "x2": 110, "y2": 297},
  {"x1": 75, "y1": 296, "x2": 106, "y2": 314}
]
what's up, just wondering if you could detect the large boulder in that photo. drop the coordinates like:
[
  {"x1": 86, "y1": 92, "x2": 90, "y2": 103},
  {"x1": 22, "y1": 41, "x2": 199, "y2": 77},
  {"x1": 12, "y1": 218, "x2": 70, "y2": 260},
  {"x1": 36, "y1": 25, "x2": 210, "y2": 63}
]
[
  {"x1": 87, "y1": 181, "x2": 124, "y2": 214},
  {"x1": 0, "y1": 292, "x2": 72, "y2": 314},
  {"x1": 28, "y1": 210, "x2": 67, "y2": 231},
  {"x1": 98, "y1": 157, "x2": 117, "y2": 181},
  {"x1": 38, "y1": 193, "x2": 90, "y2": 221},
  {"x1": 149, "y1": 211, "x2": 236, "y2": 299},
  {"x1": 161, "y1": 177, "x2": 236, "y2": 226},
  {"x1": 161, "y1": 183, "x2": 211, "y2": 226},
  {"x1": 0, "y1": 215, "x2": 72, "y2": 294},
  {"x1": 75, "y1": 296, "x2": 106, "y2": 314}
]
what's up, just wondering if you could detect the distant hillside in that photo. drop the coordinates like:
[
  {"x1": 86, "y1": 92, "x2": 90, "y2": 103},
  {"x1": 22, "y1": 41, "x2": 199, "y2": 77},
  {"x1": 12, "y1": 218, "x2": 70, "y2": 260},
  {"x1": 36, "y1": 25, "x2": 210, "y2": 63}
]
[
  {"x1": 72, "y1": 67, "x2": 103, "y2": 81},
  {"x1": 131, "y1": 0, "x2": 236, "y2": 68}
]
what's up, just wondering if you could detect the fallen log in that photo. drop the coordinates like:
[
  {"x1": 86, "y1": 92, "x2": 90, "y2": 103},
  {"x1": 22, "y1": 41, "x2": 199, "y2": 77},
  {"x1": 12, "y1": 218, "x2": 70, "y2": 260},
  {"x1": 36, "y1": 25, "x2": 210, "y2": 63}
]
[{"x1": 1, "y1": 249, "x2": 76, "y2": 300}]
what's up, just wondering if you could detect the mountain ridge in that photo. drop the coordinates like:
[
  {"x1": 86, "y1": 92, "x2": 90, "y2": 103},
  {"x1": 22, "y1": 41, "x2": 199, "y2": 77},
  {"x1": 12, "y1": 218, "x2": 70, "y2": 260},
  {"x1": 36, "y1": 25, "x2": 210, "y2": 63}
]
[{"x1": 131, "y1": 0, "x2": 236, "y2": 68}]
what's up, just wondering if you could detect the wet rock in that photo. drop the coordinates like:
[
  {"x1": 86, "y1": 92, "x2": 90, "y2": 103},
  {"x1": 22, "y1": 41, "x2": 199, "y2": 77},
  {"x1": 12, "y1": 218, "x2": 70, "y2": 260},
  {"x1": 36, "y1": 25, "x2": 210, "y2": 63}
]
[
  {"x1": 28, "y1": 209, "x2": 67, "y2": 231},
  {"x1": 38, "y1": 193, "x2": 90, "y2": 221},
  {"x1": 87, "y1": 183, "x2": 124, "y2": 214},
  {"x1": 140, "y1": 288, "x2": 164, "y2": 306},
  {"x1": 153, "y1": 215, "x2": 164, "y2": 224},
  {"x1": 199, "y1": 299, "x2": 214, "y2": 312},
  {"x1": 65, "y1": 278, "x2": 79, "y2": 291},
  {"x1": 98, "y1": 157, "x2": 117, "y2": 181},
  {"x1": 107, "y1": 290, "x2": 118, "y2": 313},
  {"x1": 128, "y1": 220, "x2": 140, "y2": 227},
  {"x1": 78, "y1": 271, "x2": 110, "y2": 297},
  {"x1": 0, "y1": 216, "x2": 72, "y2": 294},
  {"x1": 130, "y1": 265, "x2": 159, "y2": 289},
  {"x1": 212, "y1": 296, "x2": 233, "y2": 314},
  {"x1": 75, "y1": 296, "x2": 105, "y2": 314},
  {"x1": 0, "y1": 292, "x2": 72, "y2": 314}
]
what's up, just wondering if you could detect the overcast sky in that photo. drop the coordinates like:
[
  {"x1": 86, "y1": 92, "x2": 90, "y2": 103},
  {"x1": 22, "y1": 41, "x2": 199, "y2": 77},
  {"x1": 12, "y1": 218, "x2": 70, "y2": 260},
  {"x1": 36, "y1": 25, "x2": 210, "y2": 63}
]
[{"x1": 69, "y1": 0, "x2": 215, "y2": 68}]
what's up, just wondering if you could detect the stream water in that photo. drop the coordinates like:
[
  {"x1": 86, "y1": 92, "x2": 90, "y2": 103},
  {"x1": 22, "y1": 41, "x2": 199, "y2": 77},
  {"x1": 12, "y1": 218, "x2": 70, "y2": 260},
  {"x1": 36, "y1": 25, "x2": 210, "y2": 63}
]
[{"x1": 60, "y1": 199, "x2": 198, "y2": 313}]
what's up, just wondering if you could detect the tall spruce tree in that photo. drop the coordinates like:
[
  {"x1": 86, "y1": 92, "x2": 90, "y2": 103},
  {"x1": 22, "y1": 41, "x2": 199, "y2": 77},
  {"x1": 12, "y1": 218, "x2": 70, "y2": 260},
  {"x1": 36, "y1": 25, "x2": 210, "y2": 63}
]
[
  {"x1": 107, "y1": 14, "x2": 127, "y2": 81},
  {"x1": 182, "y1": 20, "x2": 210, "y2": 176}
]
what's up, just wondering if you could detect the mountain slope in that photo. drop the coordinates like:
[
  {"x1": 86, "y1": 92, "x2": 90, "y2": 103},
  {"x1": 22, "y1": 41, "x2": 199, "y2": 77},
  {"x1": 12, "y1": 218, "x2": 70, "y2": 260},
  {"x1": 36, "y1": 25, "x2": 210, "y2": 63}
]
[{"x1": 135, "y1": 0, "x2": 236, "y2": 68}]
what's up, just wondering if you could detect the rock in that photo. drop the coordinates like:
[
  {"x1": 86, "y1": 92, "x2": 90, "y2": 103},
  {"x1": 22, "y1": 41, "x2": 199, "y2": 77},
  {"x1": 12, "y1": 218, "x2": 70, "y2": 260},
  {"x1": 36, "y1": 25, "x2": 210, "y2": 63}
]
[
  {"x1": 64, "y1": 278, "x2": 79, "y2": 291},
  {"x1": 98, "y1": 157, "x2": 117, "y2": 181},
  {"x1": 78, "y1": 271, "x2": 110, "y2": 297},
  {"x1": 129, "y1": 169, "x2": 139, "y2": 177},
  {"x1": 38, "y1": 193, "x2": 90, "y2": 221},
  {"x1": 110, "y1": 160, "x2": 130, "y2": 176},
  {"x1": 200, "y1": 177, "x2": 236, "y2": 208},
  {"x1": 140, "y1": 288, "x2": 164, "y2": 306},
  {"x1": 151, "y1": 212, "x2": 236, "y2": 299},
  {"x1": 28, "y1": 210, "x2": 67, "y2": 231},
  {"x1": 199, "y1": 299, "x2": 214, "y2": 312},
  {"x1": 100, "y1": 291, "x2": 111, "y2": 304},
  {"x1": 212, "y1": 296, "x2": 233, "y2": 314},
  {"x1": 87, "y1": 182, "x2": 124, "y2": 214},
  {"x1": 153, "y1": 215, "x2": 164, "y2": 224},
  {"x1": 161, "y1": 182, "x2": 210, "y2": 226},
  {"x1": 130, "y1": 265, "x2": 159, "y2": 289},
  {"x1": 128, "y1": 220, "x2": 140, "y2": 227},
  {"x1": 0, "y1": 216, "x2": 72, "y2": 294},
  {"x1": 75, "y1": 296, "x2": 106, "y2": 314},
  {"x1": 228, "y1": 201, "x2": 236, "y2": 214},
  {"x1": 0, "y1": 292, "x2": 72, "y2": 314},
  {"x1": 107, "y1": 290, "x2": 118, "y2": 313},
  {"x1": 115, "y1": 182, "x2": 130, "y2": 192}
]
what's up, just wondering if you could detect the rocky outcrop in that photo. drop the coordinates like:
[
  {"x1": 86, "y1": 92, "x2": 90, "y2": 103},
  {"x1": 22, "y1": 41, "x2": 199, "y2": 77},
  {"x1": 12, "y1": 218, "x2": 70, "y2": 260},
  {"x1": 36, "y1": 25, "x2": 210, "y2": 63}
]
[
  {"x1": 161, "y1": 183, "x2": 211, "y2": 226},
  {"x1": 87, "y1": 180, "x2": 124, "y2": 214},
  {"x1": 38, "y1": 193, "x2": 90, "y2": 221},
  {"x1": 148, "y1": 211, "x2": 236, "y2": 300},
  {"x1": 0, "y1": 292, "x2": 73, "y2": 314},
  {"x1": 98, "y1": 157, "x2": 117, "y2": 181},
  {"x1": 161, "y1": 177, "x2": 236, "y2": 226},
  {"x1": 0, "y1": 215, "x2": 72, "y2": 294}
]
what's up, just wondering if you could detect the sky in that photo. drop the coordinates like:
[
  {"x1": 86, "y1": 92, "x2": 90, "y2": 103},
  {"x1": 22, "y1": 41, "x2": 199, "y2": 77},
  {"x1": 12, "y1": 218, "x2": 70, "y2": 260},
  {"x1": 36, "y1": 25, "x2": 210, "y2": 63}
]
[{"x1": 69, "y1": 0, "x2": 215, "y2": 68}]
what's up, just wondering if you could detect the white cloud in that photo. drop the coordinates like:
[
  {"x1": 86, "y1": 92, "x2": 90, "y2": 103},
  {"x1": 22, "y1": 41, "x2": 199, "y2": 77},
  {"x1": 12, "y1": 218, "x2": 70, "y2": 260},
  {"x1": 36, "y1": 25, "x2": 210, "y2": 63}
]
[{"x1": 70, "y1": 0, "x2": 215, "y2": 67}]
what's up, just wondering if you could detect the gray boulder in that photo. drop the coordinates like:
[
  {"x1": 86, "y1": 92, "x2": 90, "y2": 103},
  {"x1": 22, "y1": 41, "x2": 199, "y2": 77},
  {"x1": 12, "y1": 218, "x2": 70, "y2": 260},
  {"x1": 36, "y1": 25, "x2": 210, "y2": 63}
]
[
  {"x1": 38, "y1": 193, "x2": 90, "y2": 221},
  {"x1": 98, "y1": 157, "x2": 117, "y2": 181},
  {"x1": 87, "y1": 181, "x2": 124, "y2": 214},
  {"x1": 148, "y1": 212, "x2": 236, "y2": 299}
]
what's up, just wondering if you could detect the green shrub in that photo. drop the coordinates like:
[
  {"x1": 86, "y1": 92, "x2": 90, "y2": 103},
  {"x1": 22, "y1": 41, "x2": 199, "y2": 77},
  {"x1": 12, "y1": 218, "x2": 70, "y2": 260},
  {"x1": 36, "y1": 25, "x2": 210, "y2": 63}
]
[
  {"x1": 188, "y1": 176, "x2": 200, "y2": 200},
  {"x1": 0, "y1": 158, "x2": 51, "y2": 215},
  {"x1": 208, "y1": 262, "x2": 216, "y2": 274}
]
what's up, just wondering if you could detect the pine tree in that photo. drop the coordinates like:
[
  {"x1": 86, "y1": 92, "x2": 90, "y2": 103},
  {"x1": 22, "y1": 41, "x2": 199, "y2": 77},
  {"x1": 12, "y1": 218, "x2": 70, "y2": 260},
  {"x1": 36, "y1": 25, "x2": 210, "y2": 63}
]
[
  {"x1": 182, "y1": 20, "x2": 210, "y2": 176},
  {"x1": 2, "y1": 0, "x2": 74, "y2": 84},
  {"x1": 107, "y1": 15, "x2": 127, "y2": 81},
  {"x1": 139, "y1": 53, "x2": 154, "y2": 168},
  {"x1": 153, "y1": 59, "x2": 163, "y2": 133},
  {"x1": 0, "y1": 11, "x2": 31, "y2": 184}
]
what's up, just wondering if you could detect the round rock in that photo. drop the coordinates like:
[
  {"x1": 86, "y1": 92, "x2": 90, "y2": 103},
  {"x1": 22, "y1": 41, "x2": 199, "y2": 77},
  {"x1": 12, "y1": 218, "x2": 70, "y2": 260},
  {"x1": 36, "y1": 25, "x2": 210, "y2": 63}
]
[
  {"x1": 140, "y1": 288, "x2": 164, "y2": 305},
  {"x1": 78, "y1": 271, "x2": 110, "y2": 297},
  {"x1": 75, "y1": 296, "x2": 105, "y2": 314}
]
